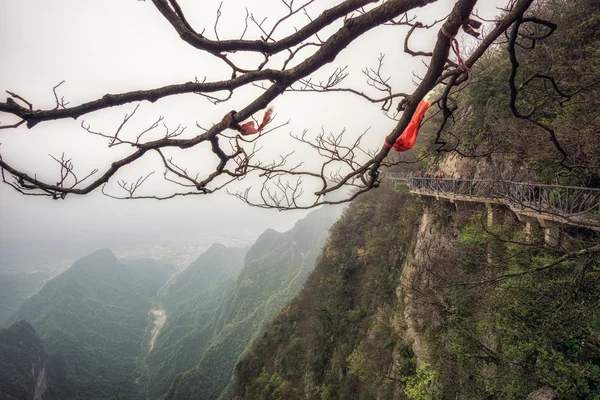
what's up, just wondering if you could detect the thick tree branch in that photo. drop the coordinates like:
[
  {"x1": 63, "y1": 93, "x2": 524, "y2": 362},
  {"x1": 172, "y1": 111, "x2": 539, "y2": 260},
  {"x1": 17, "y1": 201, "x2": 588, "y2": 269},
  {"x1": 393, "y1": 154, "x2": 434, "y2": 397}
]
[
  {"x1": 0, "y1": 0, "x2": 552, "y2": 209},
  {"x1": 151, "y1": 0, "x2": 378, "y2": 54}
]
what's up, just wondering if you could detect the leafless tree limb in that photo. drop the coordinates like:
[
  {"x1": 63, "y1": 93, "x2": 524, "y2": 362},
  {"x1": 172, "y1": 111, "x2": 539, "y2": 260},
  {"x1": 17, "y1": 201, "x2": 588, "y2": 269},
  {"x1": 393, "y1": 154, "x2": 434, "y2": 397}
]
[
  {"x1": 0, "y1": 0, "x2": 556, "y2": 209},
  {"x1": 52, "y1": 81, "x2": 69, "y2": 110}
]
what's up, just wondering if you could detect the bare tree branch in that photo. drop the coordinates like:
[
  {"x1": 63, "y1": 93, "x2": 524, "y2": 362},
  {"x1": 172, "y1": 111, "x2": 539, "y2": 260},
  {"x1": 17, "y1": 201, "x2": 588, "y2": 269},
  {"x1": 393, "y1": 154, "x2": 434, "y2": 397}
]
[{"x1": 0, "y1": 0, "x2": 561, "y2": 210}]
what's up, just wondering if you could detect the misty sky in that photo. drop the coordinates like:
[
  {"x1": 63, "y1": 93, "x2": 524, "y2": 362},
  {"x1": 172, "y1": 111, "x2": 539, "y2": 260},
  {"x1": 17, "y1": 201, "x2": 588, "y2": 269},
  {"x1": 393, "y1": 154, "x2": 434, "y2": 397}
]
[{"x1": 0, "y1": 0, "x2": 507, "y2": 249}]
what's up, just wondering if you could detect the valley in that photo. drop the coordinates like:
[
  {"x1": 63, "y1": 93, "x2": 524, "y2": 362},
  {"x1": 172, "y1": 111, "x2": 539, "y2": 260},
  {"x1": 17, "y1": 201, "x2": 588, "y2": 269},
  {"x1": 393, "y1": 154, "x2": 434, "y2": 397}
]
[
  {"x1": 0, "y1": 207, "x2": 337, "y2": 400},
  {"x1": 148, "y1": 308, "x2": 167, "y2": 353}
]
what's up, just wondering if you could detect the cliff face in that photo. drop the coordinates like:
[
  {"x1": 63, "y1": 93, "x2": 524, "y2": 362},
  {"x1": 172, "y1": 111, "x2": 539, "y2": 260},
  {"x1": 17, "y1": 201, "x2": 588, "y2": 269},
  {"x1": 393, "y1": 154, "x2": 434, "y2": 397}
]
[
  {"x1": 0, "y1": 320, "x2": 52, "y2": 400},
  {"x1": 232, "y1": 184, "x2": 600, "y2": 399}
]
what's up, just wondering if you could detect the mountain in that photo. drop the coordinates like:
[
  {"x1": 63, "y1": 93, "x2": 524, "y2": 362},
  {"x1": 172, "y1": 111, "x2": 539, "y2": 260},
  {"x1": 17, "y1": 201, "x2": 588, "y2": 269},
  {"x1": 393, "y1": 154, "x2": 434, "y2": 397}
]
[
  {"x1": 12, "y1": 248, "x2": 174, "y2": 400},
  {"x1": 232, "y1": 186, "x2": 423, "y2": 400},
  {"x1": 152, "y1": 206, "x2": 338, "y2": 400},
  {"x1": 0, "y1": 320, "x2": 52, "y2": 400},
  {"x1": 233, "y1": 179, "x2": 600, "y2": 399},
  {"x1": 0, "y1": 205, "x2": 337, "y2": 400},
  {"x1": 141, "y1": 243, "x2": 248, "y2": 398}
]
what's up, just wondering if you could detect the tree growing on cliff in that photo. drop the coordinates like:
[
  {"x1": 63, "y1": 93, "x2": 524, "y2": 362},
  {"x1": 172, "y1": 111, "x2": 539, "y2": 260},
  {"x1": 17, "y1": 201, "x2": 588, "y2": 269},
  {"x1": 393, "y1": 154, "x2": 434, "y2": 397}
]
[{"x1": 0, "y1": 0, "x2": 578, "y2": 209}]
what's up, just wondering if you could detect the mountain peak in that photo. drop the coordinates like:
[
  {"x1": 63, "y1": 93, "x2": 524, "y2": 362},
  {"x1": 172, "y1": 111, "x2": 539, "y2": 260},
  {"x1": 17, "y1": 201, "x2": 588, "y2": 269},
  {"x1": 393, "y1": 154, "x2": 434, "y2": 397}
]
[
  {"x1": 71, "y1": 248, "x2": 117, "y2": 270},
  {"x1": 207, "y1": 242, "x2": 227, "y2": 251},
  {"x1": 86, "y1": 248, "x2": 116, "y2": 260},
  {"x1": 6, "y1": 320, "x2": 37, "y2": 336},
  {"x1": 256, "y1": 228, "x2": 281, "y2": 241}
]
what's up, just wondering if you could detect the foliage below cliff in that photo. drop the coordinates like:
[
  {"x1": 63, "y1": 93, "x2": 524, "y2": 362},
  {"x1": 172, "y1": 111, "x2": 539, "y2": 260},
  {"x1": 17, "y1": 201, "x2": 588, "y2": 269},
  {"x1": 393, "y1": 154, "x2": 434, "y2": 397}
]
[{"x1": 410, "y1": 202, "x2": 600, "y2": 399}]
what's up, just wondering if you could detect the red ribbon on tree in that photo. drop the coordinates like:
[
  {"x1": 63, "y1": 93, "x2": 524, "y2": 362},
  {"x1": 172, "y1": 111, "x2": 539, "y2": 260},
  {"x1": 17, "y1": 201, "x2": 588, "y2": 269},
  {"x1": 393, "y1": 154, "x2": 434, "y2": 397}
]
[
  {"x1": 441, "y1": 25, "x2": 470, "y2": 71},
  {"x1": 384, "y1": 100, "x2": 431, "y2": 151},
  {"x1": 237, "y1": 107, "x2": 274, "y2": 135}
]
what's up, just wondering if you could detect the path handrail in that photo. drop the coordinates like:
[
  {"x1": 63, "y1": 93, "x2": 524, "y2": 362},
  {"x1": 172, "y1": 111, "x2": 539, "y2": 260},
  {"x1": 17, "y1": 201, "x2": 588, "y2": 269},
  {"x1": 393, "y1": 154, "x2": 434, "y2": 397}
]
[{"x1": 405, "y1": 177, "x2": 600, "y2": 218}]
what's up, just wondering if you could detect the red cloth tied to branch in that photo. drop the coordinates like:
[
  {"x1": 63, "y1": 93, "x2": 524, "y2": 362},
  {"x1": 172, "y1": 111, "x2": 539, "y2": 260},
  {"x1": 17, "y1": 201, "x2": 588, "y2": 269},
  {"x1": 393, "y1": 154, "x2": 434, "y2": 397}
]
[
  {"x1": 238, "y1": 107, "x2": 273, "y2": 135},
  {"x1": 384, "y1": 100, "x2": 431, "y2": 151}
]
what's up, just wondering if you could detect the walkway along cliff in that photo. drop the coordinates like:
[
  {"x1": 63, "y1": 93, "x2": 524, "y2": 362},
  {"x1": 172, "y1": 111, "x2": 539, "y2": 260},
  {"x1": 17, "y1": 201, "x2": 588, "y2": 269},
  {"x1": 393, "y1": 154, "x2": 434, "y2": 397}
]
[{"x1": 389, "y1": 174, "x2": 600, "y2": 248}]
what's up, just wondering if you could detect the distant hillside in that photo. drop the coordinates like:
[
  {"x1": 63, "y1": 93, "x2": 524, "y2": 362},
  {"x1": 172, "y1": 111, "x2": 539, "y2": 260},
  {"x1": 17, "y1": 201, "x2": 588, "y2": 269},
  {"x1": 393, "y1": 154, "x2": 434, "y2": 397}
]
[
  {"x1": 0, "y1": 320, "x2": 53, "y2": 400},
  {"x1": 141, "y1": 243, "x2": 248, "y2": 398},
  {"x1": 152, "y1": 206, "x2": 338, "y2": 400},
  {"x1": 13, "y1": 249, "x2": 173, "y2": 400}
]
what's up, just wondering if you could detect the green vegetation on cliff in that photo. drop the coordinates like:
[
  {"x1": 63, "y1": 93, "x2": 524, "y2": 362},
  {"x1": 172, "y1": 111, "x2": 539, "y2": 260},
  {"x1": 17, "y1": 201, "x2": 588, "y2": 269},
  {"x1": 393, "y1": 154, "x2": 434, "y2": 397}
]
[
  {"x1": 419, "y1": 0, "x2": 600, "y2": 185},
  {"x1": 233, "y1": 185, "x2": 424, "y2": 400},
  {"x1": 233, "y1": 182, "x2": 600, "y2": 399},
  {"x1": 416, "y1": 204, "x2": 600, "y2": 398}
]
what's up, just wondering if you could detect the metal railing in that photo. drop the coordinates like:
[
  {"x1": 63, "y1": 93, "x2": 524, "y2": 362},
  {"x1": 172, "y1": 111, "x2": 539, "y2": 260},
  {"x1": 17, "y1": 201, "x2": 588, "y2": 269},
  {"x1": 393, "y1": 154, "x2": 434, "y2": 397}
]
[{"x1": 405, "y1": 177, "x2": 600, "y2": 218}]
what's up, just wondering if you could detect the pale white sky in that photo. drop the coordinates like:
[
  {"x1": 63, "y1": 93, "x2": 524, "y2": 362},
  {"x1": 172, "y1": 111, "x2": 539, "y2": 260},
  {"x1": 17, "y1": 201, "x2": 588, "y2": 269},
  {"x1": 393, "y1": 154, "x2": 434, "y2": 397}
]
[{"x1": 0, "y1": 0, "x2": 507, "y2": 248}]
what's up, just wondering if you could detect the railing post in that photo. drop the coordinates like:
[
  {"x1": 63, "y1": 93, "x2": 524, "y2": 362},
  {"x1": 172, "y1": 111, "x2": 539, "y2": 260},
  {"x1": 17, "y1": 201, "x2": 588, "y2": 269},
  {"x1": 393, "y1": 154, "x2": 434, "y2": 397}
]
[{"x1": 520, "y1": 183, "x2": 525, "y2": 209}]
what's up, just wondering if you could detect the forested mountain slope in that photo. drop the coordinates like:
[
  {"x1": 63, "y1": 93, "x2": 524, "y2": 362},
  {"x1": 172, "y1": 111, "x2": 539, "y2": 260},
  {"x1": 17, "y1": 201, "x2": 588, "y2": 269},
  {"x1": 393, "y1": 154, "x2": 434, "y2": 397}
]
[
  {"x1": 0, "y1": 320, "x2": 53, "y2": 400},
  {"x1": 142, "y1": 244, "x2": 248, "y2": 398},
  {"x1": 233, "y1": 186, "x2": 424, "y2": 400},
  {"x1": 12, "y1": 249, "x2": 173, "y2": 400},
  {"x1": 233, "y1": 183, "x2": 600, "y2": 399},
  {"x1": 161, "y1": 206, "x2": 338, "y2": 400},
  {"x1": 418, "y1": 0, "x2": 600, "y2": 186},
  {"x1": 0, "y1": 206, "x2": 336, "y2": 400}
]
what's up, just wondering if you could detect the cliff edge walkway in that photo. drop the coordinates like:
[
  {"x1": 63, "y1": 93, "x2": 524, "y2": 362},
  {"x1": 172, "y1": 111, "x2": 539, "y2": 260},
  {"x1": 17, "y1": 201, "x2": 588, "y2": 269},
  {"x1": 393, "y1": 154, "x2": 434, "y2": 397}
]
[{"x1": 384, "y1": 173, "x2": 600, "y2": 232}]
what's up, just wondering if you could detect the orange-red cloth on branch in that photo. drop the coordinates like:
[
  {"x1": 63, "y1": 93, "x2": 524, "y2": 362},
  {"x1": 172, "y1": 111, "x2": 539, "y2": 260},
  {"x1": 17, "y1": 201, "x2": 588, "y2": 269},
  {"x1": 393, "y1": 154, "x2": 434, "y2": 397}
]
[
  {"x1": 384, "y1": 100, "x2": 431, "y2": 151},
  {"x1": 238, "y1": 107, "x2": 273, "y2": 135}
]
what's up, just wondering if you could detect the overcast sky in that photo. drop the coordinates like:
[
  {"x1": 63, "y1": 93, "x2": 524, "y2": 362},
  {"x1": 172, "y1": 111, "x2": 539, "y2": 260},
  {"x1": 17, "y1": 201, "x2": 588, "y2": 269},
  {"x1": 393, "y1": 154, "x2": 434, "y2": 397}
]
[{"x1": 0, "y1": 0, "x2": 507, "y2": 250}]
